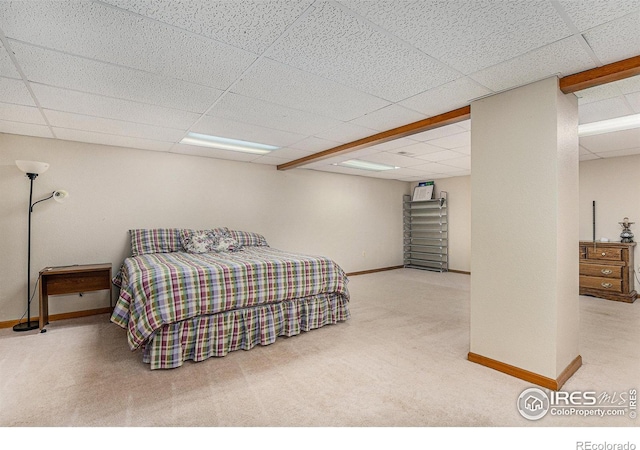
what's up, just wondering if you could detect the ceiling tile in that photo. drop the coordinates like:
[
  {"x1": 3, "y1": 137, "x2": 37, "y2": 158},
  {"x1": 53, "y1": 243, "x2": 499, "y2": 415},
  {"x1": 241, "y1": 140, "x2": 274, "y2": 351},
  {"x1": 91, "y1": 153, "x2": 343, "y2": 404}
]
[
  {"x1": 53, "y1": 127, "x2": 173, "y2": 152},
  {"x1": 169, "y1": 144, "x2": 260, "y2": 162},
  {"x1": 0, "y1": 0, "x2": 257, "y2": 90},
  {"x1": 469, "y1": 36, "x2": 594, "y2": 93},
  {"x1": 408, "y1": 162, "x2": 465, "y2": 174},
  {"x1": 0, "y1": 103, "x2": 46, "y2": 125},
  {"x1": 360, "y1": 137, "x2": 419, "y2": 153},
  {"x1": 190, "y1": 115, "x2": 307, "y2": 148},
  {"x1": 0, "y1": 41, "x2": 20, "y2": 78},
  {"x1": 616, "y1": 74, "x2": 640, "y2": 95},
  {"x1": 0, "y1": 77, "x2": 35, "y2": 106},
  {"x1": 425, "y1": 132, "x2": 471, "y2": 150},
  {"x1": 415, "y1": 149, "x2": 466, "y2": 163},
  {"x1": 207, "y1": 92, "x2": 340, "y2": 136},
  {"x1": 267, "y1": 1, "x2": 459, "y2": 102},
  {"x1": 584, "y1": 12, "x2": 640, "y2": 64},
  {"x1": 410, "y1": 123, "x2": 469, "y2": 141},
  {"x1": 0, "y1": 120, "x2": 52, "y2": 139},
  {"x1": 31, "y1": 83, "x2": 201, "y2": 130},
  {"x1": 360, "y1": 151, "x2": 422, "y2": 168},
  {"x1": 339, "y1": 0, "x2": 571, "y2": 74},
  {"x1": 579, "y1": 97, "x2": 635, "y2": 124},
  {"x1": 307, "y1": 165, "x2": 372, "y2": 177},
  {"x1": 344, "y1": 147, "x2": 387, "y2": 159},
  {"x1": 454, "y1": 145, "x2": 471, "y2": 155},
  {"x1": 557, "y1": 0, "x2": 640, "y2": 31},
  {"x1": 625, "y1": 91, "x2": 640, "y2": 113},
  {"x1": 313, "y1": 121, "x2": 377, "y2": 144},
  {"x1": 359, "y1": 168, "x2": 416, "y2": 180},
  {"x1": 420, "y1": 173, "x2": 459, "y2": 180},
  {"x1": 392, "y1": 141, "x2": 454, "y2": 157},
  {"x1": 288, "y1": 136, "x2": 342, "y2": 152},
  {"x1": 399, "y1": 77, "x2": 492, "y2": 117},
  {"x1": 102, "y1": 0, "x2": 315, "y2": 55},
  {"x1": 299, "y1": 155, "x2": 353, "y2": 168},
  {"x1": 11, "y1": 41, "x2": 223, "y2": 113},
  {"x1": 43, "y1": 110, "x2": 186, "y2": 142},
  {"x1": 264, "y1": 147, "x2": 314, "y2": 161},
  {"x1": 348, "y1": 104, "x2": 428, "y2": 132},
  {"x1": 251, "y1": 154, "x2": 291, "y2": 166},
  {"x1": 575, "y1": 82, "x2": 624, "y2": 105},
  {"x1": 580, "y1": 128, "x2": 640, "y2": 152},
  {"x1": 171, "y1": 143, "x2": 259, "y2": 162},
  {"x1": 378, "y1": 167, "x2": 431, "y2": 180},
  {"x1": 440, "y1": 157, "x2": 472, "y2": 170},
  {"x1": 231, "y1": 57, "x2": 390, "y2": 122},
  {"x1": 457, "y1": 119, "x2": 472, "y2": 130}
]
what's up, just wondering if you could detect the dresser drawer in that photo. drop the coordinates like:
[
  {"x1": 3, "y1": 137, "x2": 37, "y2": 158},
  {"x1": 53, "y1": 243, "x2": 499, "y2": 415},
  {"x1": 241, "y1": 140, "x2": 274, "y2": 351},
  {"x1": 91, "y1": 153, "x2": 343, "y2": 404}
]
[
  {"x1": 579, "y1": 263, "x2": 622, "y2": 279},
  {"x1": 579, "y1": 276, "x2": 623, "y2": 293},
  {"x1": 586, "y1": 247, "x2": 622, "y2": 261}
]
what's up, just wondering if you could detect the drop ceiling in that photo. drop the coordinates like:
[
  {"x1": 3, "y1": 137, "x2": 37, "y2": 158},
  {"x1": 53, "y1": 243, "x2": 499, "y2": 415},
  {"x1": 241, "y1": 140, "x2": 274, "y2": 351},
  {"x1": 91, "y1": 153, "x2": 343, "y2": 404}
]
[{"x1": 0, "y1": 0, "x2": 639, "y2": 182}]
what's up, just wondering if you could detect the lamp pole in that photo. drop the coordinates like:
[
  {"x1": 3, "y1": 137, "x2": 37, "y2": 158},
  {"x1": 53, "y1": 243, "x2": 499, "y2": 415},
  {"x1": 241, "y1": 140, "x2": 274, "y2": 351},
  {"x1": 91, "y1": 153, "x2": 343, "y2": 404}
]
[{"x1": 14, "y1": 173, "x2": 40, "y2": 331}]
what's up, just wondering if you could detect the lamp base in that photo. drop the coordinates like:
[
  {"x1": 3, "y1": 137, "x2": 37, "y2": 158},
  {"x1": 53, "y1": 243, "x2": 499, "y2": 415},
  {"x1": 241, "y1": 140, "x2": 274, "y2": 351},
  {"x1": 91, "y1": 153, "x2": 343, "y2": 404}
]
[{"x1": 13, "y1": 321, "x2": 39, "y2": 332}]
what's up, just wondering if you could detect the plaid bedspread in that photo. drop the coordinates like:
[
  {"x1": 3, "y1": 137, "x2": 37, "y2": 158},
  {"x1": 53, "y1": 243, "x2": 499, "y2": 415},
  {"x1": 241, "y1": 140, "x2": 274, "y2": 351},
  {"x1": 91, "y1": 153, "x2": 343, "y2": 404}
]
[{"x1": 111, "y1": 247, "x2": 350, "y2": 351}]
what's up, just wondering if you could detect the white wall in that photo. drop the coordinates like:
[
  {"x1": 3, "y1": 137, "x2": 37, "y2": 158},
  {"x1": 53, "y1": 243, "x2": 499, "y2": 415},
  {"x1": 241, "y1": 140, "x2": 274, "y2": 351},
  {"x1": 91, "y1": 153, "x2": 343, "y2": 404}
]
[
  {"x1": 579, "y1": 154, "x2": 640, "y2": 268},
  {"x1": 411, "y1": 154, "x2": 640, "y2": 276},
  {"x1": 0, "y1": 133, "x2": 409, "y2": 322}
]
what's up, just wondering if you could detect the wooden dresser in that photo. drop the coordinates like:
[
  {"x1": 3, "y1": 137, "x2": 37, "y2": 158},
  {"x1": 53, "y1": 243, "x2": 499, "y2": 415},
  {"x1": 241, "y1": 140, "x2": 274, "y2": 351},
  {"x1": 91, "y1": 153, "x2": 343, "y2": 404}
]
[{"x1": 579, "y1": 241, "x2": 636, "y2": 303}]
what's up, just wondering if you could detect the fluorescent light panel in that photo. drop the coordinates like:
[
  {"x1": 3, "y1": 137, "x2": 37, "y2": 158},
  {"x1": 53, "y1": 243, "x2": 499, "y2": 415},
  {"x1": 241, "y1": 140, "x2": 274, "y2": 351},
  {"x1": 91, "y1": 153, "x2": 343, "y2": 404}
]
[
  {"x1": 578, "y1": 113, "x2": 640, "y2": 137},
  {"x1": 180, "y1": 132, "x2": 279, "y2": 155},
  {"x1": 336, "y1": 159, "x2": 399, "y2": 171}
]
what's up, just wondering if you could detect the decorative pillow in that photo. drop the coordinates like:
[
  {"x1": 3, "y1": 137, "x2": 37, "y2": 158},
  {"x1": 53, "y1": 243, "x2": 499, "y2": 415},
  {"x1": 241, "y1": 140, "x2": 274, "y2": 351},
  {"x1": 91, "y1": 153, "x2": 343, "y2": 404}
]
[
  {"x1": 130, "y1": 228, "x2": 183, "y2": 256},
  {"x1": 180, "y1": 229, "x2": 219, "y2": 254},
  {"x1": 227, "y1": 230, "x2": 269, "y2": 247},
  {"x1": 213, "y1": 233, "x2": 243, "y2": 252}
]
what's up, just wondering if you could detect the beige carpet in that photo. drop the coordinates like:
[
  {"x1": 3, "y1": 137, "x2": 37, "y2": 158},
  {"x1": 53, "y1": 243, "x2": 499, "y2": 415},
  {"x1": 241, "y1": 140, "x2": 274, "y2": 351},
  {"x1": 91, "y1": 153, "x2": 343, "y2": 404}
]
[{"x1": 0, "y1": 269, "x2": 638, "y2": 429}]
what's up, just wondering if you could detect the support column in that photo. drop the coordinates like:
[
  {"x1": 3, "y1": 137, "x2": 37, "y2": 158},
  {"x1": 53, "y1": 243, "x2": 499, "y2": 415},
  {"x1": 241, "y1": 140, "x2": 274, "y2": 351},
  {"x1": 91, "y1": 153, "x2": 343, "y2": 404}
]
[{"x1": 469, "y1": 76, "x2": 581, "y2": 390}]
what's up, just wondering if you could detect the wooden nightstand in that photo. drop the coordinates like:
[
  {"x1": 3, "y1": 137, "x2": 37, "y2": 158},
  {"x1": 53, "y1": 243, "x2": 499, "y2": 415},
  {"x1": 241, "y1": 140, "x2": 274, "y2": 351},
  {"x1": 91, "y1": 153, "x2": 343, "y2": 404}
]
[
  {"x1": 39, "y1": 263, "x2": 113, "y2": 330},
  {"x1": 579, "y1": 241, "x2": 636, "y2": 303}
]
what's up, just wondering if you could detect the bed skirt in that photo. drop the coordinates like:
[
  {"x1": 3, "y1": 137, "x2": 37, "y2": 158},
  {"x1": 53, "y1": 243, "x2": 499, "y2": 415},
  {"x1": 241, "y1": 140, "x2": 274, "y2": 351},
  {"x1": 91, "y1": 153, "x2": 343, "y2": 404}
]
[{"x1": 140, "y1": 293, "x2": 350, "y2": 369}]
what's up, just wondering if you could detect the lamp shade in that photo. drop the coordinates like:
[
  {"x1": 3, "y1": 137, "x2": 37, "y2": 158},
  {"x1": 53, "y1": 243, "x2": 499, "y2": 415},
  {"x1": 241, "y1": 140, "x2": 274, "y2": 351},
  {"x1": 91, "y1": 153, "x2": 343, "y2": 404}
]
[
  {"x1": 53, "y1": 190, "x2": 69, "y2": 203},
  {"x1": 16, "y1": 160, "x2": 49, "y2": 175}
]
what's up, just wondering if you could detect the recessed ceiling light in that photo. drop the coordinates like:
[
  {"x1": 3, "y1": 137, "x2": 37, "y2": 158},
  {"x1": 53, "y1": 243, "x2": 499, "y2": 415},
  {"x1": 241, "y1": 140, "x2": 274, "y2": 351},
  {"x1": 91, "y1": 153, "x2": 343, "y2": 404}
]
[
  {"x1": 335, "y1": 159, "x2": 399, "y2": 171},
  {"x1": 578, "y1": 113, "x2": 640, "y2": 137},
  {"x1": 180, "y1": 132, "x2": 279, "y2": 155}
]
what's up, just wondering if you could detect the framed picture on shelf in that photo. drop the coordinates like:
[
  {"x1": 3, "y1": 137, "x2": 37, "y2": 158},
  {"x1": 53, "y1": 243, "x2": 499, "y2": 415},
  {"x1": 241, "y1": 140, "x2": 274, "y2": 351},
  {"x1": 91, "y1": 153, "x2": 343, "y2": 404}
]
[{"x1": 412, "y1": 183, "x2": 434, "y2": 201}]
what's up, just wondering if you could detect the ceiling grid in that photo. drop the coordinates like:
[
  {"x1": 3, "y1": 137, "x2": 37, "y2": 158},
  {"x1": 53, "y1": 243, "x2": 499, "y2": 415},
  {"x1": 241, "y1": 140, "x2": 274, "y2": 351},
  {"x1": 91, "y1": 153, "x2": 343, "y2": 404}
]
[{"x1": 0, "y1": 0, "x2": 638, "y2": 180}]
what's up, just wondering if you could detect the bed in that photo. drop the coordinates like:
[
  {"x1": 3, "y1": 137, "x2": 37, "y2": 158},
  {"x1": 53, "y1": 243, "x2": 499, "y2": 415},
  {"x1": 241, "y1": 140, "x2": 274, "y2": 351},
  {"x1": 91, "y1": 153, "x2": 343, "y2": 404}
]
[{"x1": 110, "y1": 228, "x2": 350, "y2": 369}]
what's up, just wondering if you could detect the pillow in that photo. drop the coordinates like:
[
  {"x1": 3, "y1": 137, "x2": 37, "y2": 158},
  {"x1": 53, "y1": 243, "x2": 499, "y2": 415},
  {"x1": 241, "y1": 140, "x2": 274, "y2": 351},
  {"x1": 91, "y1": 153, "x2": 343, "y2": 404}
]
[
  {"x1": 228, "y1": 230, "x2": 269, "y2": 247},
  {"x1": 214, "y1": 235, "x2": 243, "y2": 253},
  {"x1": 180, "y1": 229, "x2": 219, "y2": 254},
  {"x1": 130, "y1": 228, "x2": 183, "y2": 256}
]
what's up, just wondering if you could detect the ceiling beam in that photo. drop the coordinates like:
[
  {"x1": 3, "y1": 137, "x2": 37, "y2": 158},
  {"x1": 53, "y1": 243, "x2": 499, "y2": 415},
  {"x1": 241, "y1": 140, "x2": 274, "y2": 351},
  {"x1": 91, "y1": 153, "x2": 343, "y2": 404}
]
[
  {"x1": 277, "y1": 54, "x2": 640, "y2": 172},
  {"x1": 277, "y1": 106, "x2": 470, "y2": 171},
  {"x1": 559, "y1": 54, "x2": 640, "y2": 94}
]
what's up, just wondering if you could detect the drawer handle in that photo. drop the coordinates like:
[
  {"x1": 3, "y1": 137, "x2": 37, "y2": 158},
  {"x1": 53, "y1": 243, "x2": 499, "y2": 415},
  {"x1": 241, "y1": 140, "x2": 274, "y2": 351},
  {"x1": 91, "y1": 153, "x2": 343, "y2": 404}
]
[
  {"x1": 601, "y1": 282, "x2": 613, "y2": 289},
  {"x1": 601, "y1": 269, "x2": 613, "y2": 275},
  {"x1": 601, "y1": 252, "x2": 607, "y2": 256}
]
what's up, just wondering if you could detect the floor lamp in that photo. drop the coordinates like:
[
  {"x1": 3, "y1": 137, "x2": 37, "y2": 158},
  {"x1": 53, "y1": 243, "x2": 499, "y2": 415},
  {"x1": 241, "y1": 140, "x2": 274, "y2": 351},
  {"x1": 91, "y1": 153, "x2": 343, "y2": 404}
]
[{"x1": 14, "y1": 160, "x2": 69, "y2": 332}]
